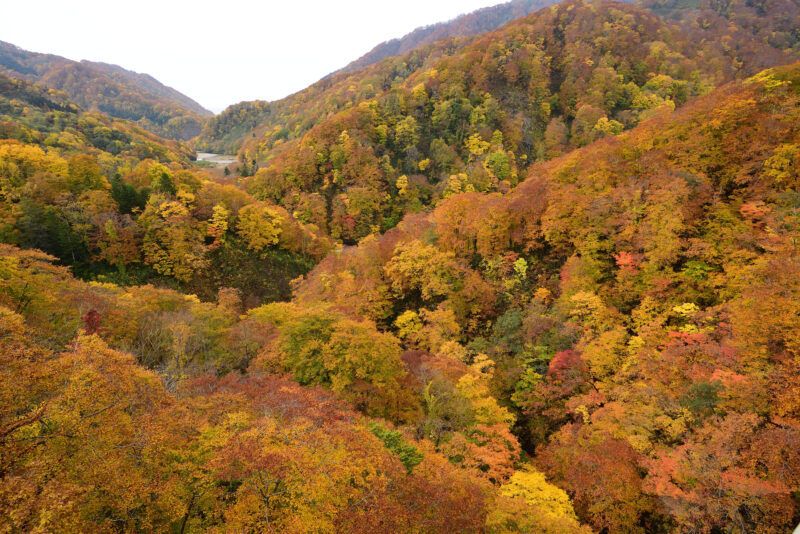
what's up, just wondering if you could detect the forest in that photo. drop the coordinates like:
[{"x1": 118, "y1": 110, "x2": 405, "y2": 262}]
[{"x1": 2, "y1": 0, "x2": 800, "y2": 532}]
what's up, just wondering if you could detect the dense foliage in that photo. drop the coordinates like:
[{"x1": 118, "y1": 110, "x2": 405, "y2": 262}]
[
  {"x1": 197, "y1": 0, "x2": 795, "y2": 158},
  {"x1": 289, "y1": 61, "x2": 800, "y2": 532},
  {"x1": 0, "y1": 73, "x2": 330, "y2": 302},
  {"x1": 0, "y1": 73, "x2": 194, "y2": 162},
  {"x1": 0, "y1": 244, "x2": 587, "y2": 533},
  {"x1": 242, "y1": 0, "x2": 793, "y2": 244},
  {"x1": 193, "y1": 100, "x2": 271, "y2": 154},
  {"x1": 3, "y1": 1, "x2": 800, "y2": 532},
  {"x1": 644, "y1": 0, "x2": 800, "y2": 58}
]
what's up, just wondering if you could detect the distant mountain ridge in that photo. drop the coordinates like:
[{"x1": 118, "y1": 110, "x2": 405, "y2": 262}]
[
  {"x1": 205, "y1": 0, "x2": 796, "y2": 156},
  {"x1": 198, "y1": 1, "x2": 576, "y2": 154},
  {"x1": 79, "y1": 60, "x2": 211, "y2": 117},
  {"x1": 0, "y1": 41, "x2": 211, "y2": 140},
  {"x1": 0, "y1": 71, "x2": 195, "y2": 163},
  {"x1": 329, "y1": 0, "x2": 574, "y2": 76}
]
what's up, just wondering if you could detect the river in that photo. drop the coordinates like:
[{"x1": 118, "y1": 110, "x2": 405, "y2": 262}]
[{"x1": 196, "y1": 152, "x2": 237, "y2": 166}]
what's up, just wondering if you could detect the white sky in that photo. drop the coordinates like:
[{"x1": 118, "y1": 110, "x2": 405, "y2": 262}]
[{"x1": 1, "y1": 0, "x2": 501, "y2": 113}]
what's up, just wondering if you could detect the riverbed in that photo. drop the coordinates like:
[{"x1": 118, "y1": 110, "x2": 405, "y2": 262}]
[{"x1": 196, "y1": 152, "x2": 237, "y2": 166}]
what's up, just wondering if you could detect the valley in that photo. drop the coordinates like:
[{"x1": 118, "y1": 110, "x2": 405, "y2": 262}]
[{"x1": 1, "y1": 0, "x2": 800, "y2": 532}]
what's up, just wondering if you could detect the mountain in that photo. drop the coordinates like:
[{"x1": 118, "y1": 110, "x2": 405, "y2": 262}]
[
  {"x1": 0, "y1": 70, "x2": 329, "y2": 299},
  {"x1": 196, "y1": 0, "x2": 797, "y2": 157},
  {"x1": 0, "y1": 48, "x2": 585, "y2": 534},
  {"x1": 3, "y1": 1, "x2": 800, "y2": 532},
  {"x1": 240, "y1": 0, "x2": 793, "y2": 244},
  {"x1": 0, "y1": 41, "x2": 212, "y2": 140},
  {"x1": 331, "y1": 0, "x2": 577, "y2": 76},
  {"x1": 0, "y1": 72, "x2": 194, "y2": 163},
  {"x1": 195, "y1": 0, "x2": 571, "y2": 155},
  {"x1": 193, "y1": 100, "x2": 271, "y2": 154},
  {"x1": 195, "y1": 0, "x2": 577, "y2": 155},
  {"x1": 3, "y1": 55, "x2": 800, "y2": 533},
  {"x1": 289, "y1": 59, "x2": 800, "y2": 533},
  {"x1": 81, "y1": 60, "x2": 211, "y2": 117},
  {"x1": 644, "y1": 0, "x2": 800, "y2": 55}
]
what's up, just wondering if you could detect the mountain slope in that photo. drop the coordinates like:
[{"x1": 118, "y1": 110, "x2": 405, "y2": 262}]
[
  {"x1": 242, "y1": 0, "x2": 793, "y2": 244},
  {"x1": 0, "y1": 69, "x2": 592, "y2": 532},
  {"x1": 0, "y1": 71, "x2": 332, "y2": 300},
  {"x1": 194, "y1": 100, "x2": 271, "y2": 153},
  {"x1": 81, "y1": 60, "x2": 211, "y2": 117},
  {"x1": 197, "y1": 0, "x2": 796, "y2": 157},
  {"x1": 331, "y1": 0, "x2": 577, "y2": 76},
  {"x1": 195, "y1": 0, "x2": 574, "y2": 155},
  {"x1": 0, "y1": 72, "x2": 193, "y2": 163},
  {"x1": 0, "y1": 41, "x2": 211, "y2": 140},
  {"x1": 289, "y1": 60, "x2": 800, "y2": 533},
  {"x1": 338, "y1": 0, "x2": 800, "y2": 78},
  {"x1": 193, "y1": 36, "x2": 479, "y2": 154},
  {"x1": 644, "y1": 0, "x2": 800, "y2": 56},
  {"x1": 2, "y1": 5, "x2": 800, "y2": 532},
  {"x1": 0, "y1": 237, "x2": 592, "y2": 533}
]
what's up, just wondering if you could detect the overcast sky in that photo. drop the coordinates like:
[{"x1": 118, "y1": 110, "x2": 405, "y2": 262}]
[{"x1": 1, "y1": 0, "x2": 502, "y2": 113}]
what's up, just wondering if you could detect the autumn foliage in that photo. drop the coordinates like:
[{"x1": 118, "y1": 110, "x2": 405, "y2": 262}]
[{"x1": 4, "y1": 1, "x2": 800, "y2": 532}]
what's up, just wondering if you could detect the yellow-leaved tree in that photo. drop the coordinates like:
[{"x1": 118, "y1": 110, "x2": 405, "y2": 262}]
[{"x1": 236, "y1": 202, "x2": 283, "y2": 254}]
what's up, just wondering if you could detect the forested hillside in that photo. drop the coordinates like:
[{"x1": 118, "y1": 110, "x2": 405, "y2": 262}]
[
  {"x1": 193, "y1": 100, "x2": 271, "y2": 153},
  {"x1": 331, "y1": 0, "x2": 570, "y2": 76},
  {"x1": 197, "y1": 0, "x2": 578, "y2": 155},
  {"x1": 288, "y1": 60, "x2": 800, "y2": 533},
  {"x1": 3, "y1": 0, "x2": 800, "y2": 532},
  {"x1": 644, "y1": 0, "x2": 800, "y2": 56},
  {"x1": 0, "y1": 73, "x2": 193, "y2": 161},
  {"x1": 241, "y1": 0, "x2": 792, "y2": 244},
  {"x1": 195, "y1": 0, "x2": 795, "y2": 157},
  {"x1": 0, "y1": 246, "x2": 590, "y2": 532},
  {"x1": 0, "y1": 41, "x2": 211, "y2": 140},
  {"x1": 3, "y1": 56, "x2": 800, "y2": 533},
  {"x1": 192, "y1": 38, "x2": 480, "y2": 155},
  {"x1": 82, "y1": 60, "x2": 212, "y2": 117},
  {"x1": 0, "y1": 73, "x2": 330, "y2": 302}
]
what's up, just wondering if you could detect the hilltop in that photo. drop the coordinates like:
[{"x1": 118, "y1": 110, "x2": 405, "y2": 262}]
[{"x1": 330, "y1": 0, "x2": 575, "y2": 76}]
